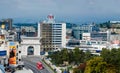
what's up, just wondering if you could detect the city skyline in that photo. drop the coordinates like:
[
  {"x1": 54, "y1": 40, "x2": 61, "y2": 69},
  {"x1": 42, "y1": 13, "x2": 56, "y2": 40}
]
[{"x1": 0, "y1": 0, "x2": 120, "y2": 23}]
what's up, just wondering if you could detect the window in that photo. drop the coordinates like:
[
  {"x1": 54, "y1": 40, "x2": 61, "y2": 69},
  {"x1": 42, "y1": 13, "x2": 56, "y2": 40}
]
[
  {"x1": 53, "y1": 41, "x2": 61, "y2": 42},
  {"x1": 52, "y1": 24, "x2": 62, "y2": 28},
  {"x1": 98, "y1": 42, "x2": 100, "y2": 44},
  {"x1": 16, "y1": 57, "x2": 18, "y2": 60},
  {"x1": 52, "y1": 33, "x2": 61, "y2": 35},
  {"x1": 16, "y1": 53, "x2": 18, "y2": 56},
  {"x1": 16, "y1": 45, "x2": 18, "y2": 48},
  {"x1": 91, "y1": 42, "x2": 96, "y2": 44},
  {"x1": 52, "y1": 29, "x2": 61, "y2": 30},
  {"x1": 54, "y1": 38, "x2": 61, "y2": 40}
]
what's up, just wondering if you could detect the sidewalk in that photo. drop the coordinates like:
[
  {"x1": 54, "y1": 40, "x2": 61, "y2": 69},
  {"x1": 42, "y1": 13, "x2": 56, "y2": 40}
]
[
  {"x1": 44, "y1": 58, "x2": 73, "y2": 73},
  {"x1": 15, "y1": 68, "x2": 33, "y2": 73},
  {"x1": 44, "y1": 58, "x2": 62, "y2": 73},
  {"x1": 6, "y1": 68, "x2": 33, "y2": 73}
]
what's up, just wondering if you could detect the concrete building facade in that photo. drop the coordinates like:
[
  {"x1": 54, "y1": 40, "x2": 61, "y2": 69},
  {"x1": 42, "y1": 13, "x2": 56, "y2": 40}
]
[
  {"x1": 20, "y1": 37, "x2": 40, "y2": 56},
  {"x1": 39, "y1": 15, "x2": 66, "y2": 51},
  {"x1": 72, "y1": 25, "x2": 93, "y2": 40}
]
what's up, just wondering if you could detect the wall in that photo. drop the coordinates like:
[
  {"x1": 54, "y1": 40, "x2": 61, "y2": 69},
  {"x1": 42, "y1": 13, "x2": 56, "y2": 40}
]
[{"x1": 20, "y1": 37, "x2": 40, "y2": 56}]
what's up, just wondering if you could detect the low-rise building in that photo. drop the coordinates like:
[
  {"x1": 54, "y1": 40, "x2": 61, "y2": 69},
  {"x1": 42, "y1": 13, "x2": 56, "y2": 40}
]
[
  {"x1": 66, "y1": 40, "x2": 108, "y2": 55},
  {"x1": 82, "y1": 31, "x2": 110, "y2": 41},
  {"x1": 72, "y1": 24, "x2": 99, "y2": 40}
]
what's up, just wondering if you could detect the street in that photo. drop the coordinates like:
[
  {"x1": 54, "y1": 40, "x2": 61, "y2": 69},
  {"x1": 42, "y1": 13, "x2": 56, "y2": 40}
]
[{"x1": 22, "y1": 56, "x2": 54, "y2": 73}]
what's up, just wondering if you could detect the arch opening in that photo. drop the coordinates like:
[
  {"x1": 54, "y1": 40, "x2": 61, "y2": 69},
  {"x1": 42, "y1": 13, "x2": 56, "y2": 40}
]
[{"x1": 27, "y1": 46, "x2": 34, "y2": 55}]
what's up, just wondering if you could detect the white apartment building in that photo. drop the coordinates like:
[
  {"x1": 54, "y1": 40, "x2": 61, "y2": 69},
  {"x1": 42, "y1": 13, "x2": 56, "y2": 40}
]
[
  {"x1": 38, "y1": 15, "x2": 66, "y2": 51},
  {"x1": 82, "y1": 31, "x2": 111, "y2": 41},
  {"x1": 66, "y1": 40, "x2": 108, "y2": 55}
]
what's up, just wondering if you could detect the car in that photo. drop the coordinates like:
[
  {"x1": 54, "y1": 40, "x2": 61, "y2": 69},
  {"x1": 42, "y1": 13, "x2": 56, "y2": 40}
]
[
  {"x1": 36, "y1": 62, "x2": 44, "y2": 70},
  {"x1": 16, "y1": 61, "x2": 24, "y2": 70},
  {"x1": 0, "y1": 64, "x2": 5, "y2": 73}
]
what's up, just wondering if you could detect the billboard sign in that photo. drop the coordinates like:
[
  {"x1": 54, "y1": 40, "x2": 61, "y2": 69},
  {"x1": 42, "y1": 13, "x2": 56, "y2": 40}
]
[
  {"x1": 0, "y1": 50, "x2": 6, "y2": 56},
  {"x1": 9, "y1": 42, "x2": 16, "y2": 49},
  {"x1": 9, "y1": 42, "x2": 16, "y2": 65}
]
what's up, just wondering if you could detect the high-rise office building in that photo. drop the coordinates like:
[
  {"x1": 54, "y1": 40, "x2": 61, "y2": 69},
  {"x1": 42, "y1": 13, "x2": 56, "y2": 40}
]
[{"x1": 38, "y1": 15, "x2": 66, "y2": 51}]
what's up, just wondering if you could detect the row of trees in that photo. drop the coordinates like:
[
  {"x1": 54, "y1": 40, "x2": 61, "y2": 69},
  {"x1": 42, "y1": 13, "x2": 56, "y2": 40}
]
[
  {"x1": 84, "y1": 48, "x2": 120, "y2": 73},
  {"x1": 101, "y1": 48, "x2": 120, "y2": 72},
  {"x1": 48, "y1": 48, "x2": 120, "y2": 73},
  {"x1": 98, "y1": 21, "x2": 111, "y2": 28},
  {"x1": 48, "y1": 47, "x2": 94, "y2": 66},
  {"x1": 84, "y1": 57, "x2": 117, "y2": 73}
]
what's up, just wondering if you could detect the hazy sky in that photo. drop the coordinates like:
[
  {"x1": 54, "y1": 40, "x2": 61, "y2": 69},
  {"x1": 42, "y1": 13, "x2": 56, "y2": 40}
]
[{"x1": 0, "y1": 0, "x2": 120, "y2": 23}]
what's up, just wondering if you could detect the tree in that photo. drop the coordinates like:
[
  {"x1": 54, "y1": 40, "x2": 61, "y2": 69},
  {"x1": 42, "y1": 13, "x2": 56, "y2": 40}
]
[
  {"x1": 100, "y1": 48, "x2": 111, "y2": 63},
  {"x1": 85, "y1": 57, "x2": 117, "y2": 73},
  {"x1": 105, "y1": 64, "x2": 117, "y2": 73},
  {"x1": 73, "y1": 63, "x2": 86, "y2": 73},
  {"x1": 73, "y1": 68, "x2": 81, "y2": 73},
  {"x1": 73, "y1": 47, "x2": 80, "y2": 64},
  {"x1": 73, "y1": 47, "x2": 85, "y2": 65},
  {"x1": 112, "y1": 48, "x2": 120, "y2": 72},
  {"x1": 48, "y1": 51, "x2": 63, "y2": 65},
  {"x1": 109, "y1": 48, "x2": 118, "y2": 65},
  {"x1": 61, "y1": 48, "x2": 69, "y2": 62},
  {"x1": 68, "y1": 50, "x2": 74, "y2": 64},
  {"x1": 116, "y1": 48, "x2": 120, "y2": 72},
  {"x1": 47, "y1": 49, "x2": 70, "y2": 66},
  {"x1": 85, "y1": 57, "x2": 107, "y2": 73},
  {"x1": 84, "y1": 51, "x2": 92, "y2": 62},
  {"x1": 101, "y1": 48, "x2": 120, "y2": 72},
  {"x1": 99, "y1": 21, "x2": 111, "y2": 28}
]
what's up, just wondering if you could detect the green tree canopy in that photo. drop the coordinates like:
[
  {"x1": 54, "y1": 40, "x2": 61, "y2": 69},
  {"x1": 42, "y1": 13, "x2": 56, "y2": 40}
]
[
  {"x1": 85, "y1": 57, "x2": 107, "y2": 73},
  {"x1": 85, "y1": 56, "x2": 117, "y2": 73},
  {"x1": 101, "y1": 48, "x2": 120, "y2": 72}
]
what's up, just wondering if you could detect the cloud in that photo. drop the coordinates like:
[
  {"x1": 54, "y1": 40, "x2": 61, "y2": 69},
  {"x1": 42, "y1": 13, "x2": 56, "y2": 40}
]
[{"x1": 0, "y1": 0, "x2": 120, "y2": 22}]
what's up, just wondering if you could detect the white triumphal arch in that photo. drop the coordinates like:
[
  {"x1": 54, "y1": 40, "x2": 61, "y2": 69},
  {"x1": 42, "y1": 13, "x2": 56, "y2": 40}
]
[{"x1": 20, "y1": 37, "x2": 40, "y2": 56}]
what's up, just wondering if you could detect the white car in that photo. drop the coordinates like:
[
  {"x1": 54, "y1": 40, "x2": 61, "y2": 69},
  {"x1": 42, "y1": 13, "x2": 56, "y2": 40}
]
[
  {"x1": 16, "y1": 61, "x2": 24, "y2": 70},
  {"x1": 0, "y1": 65, "x2": 5, "y2": 73}
]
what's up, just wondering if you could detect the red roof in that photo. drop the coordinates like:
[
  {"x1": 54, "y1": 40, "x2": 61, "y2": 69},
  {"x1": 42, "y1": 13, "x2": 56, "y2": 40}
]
[{"x1": 112, "y1": 40, "x2": 120, "y2": 44}]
